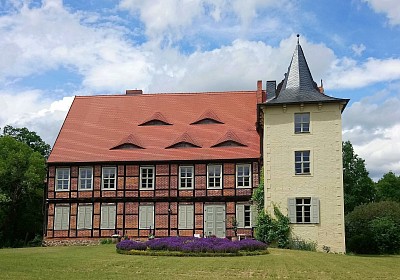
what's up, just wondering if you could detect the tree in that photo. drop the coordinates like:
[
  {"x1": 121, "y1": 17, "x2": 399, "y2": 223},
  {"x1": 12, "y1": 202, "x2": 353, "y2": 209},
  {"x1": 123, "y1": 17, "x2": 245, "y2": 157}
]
[
  {"x1": 0, "y1": 136, "x2": 46, "y2": 247},
  {"x1": 345, "y1": 201, "x2": 400, "y2": 254},
  {"x1": 342, "y1": 141, "x2": 375, "y2": 214},
  {"x1": 2, "y1": 125, "x2": 51, "y2": 158},
  {"x1": 376, "y1": 171, "x2": 400, "y2": 202}
]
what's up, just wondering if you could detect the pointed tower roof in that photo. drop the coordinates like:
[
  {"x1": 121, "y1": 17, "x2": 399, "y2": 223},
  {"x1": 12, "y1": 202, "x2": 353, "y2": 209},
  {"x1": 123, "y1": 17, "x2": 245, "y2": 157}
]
[{"x1": 266, "y1": 35, "x2": 349, "y2": 109}]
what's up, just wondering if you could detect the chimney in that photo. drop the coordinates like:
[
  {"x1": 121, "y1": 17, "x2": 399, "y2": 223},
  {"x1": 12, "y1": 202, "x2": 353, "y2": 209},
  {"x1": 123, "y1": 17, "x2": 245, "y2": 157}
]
[
  {"x1": 256, "y1": 80, "x2": 265, "y2": 103},
  {"x1": 266, "y1": 81, "x2": 276, "y2": 100},
  {"x1": 126, "y1": 89, "x2": 143, "y2": 95}
]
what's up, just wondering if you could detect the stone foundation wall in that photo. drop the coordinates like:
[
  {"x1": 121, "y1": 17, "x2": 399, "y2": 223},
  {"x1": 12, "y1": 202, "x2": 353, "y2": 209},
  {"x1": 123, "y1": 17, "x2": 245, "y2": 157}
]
[{"x1": 43, "y1": 238, "x2": 101, "y2": 247}]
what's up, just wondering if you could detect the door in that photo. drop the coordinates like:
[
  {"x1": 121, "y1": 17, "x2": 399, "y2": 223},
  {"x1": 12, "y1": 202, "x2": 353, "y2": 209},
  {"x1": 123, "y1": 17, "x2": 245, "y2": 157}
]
[{"x1": 204, "y1": 204, "x2": 226, "y2": 238}]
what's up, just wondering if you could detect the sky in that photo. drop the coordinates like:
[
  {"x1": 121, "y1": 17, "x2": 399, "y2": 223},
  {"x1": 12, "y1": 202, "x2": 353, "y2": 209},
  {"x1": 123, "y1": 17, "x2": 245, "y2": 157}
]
[{"x1": 0, "y1": 0, "x2": 399, "y2": 180}]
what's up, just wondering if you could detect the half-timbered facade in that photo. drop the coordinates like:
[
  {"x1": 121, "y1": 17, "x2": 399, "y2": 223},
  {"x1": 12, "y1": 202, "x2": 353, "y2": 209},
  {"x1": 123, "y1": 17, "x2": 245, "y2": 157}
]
[{"x1": 45, "y1": 86, "x2": 264, "y2": 243}]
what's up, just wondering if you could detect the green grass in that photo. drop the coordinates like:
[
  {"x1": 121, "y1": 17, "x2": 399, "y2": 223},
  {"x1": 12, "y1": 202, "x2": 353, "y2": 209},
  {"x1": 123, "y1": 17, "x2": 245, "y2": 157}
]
[{"x1": 0, "y1": 245, "x2": 399, "y2": 279}]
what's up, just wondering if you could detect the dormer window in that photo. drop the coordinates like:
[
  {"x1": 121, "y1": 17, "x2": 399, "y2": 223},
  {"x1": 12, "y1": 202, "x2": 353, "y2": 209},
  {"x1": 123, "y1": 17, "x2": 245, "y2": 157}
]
[
  {"x1": 139, "y1": 112, "x2": 172, "y2": 126},
  {"x1": 111, "y1": 134, "x2": 144, "y2": 150},
  {"x1": 212, "y1": 131, "x2": 246, "y2": 148},
  {"x1": 167, "y1": 142, "x2": 201, "y2": 149},
  {"x1": 166, "y1": 132, "x2": 201, "y2": 149},
  {"x1": 191, "y1": 110, "x2": 223, "y2": 125}
]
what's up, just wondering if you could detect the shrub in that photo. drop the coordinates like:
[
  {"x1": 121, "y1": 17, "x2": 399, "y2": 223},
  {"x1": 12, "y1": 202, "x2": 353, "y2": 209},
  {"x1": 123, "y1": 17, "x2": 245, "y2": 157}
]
[
  {"x1": 116, "y1": 240, "x2": 147, "y2": 251},
  {"x1": 117, "y1": 237, "x2": 268, "y2": 254},
  {"x1": 345, "y1": 201, "x2": 400, "y2": 254},
  {"x1": 255, "y1": 205, "x2": 290, "y2": 248},
  {"x1": 288, "y1": 237, "x2": 317, "y2": 251}
]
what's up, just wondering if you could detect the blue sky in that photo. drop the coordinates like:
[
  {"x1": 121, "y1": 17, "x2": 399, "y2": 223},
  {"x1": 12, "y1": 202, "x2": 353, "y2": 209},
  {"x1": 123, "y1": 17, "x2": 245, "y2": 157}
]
[{"x1": 0, "y1": 0, "x2": 399, "y2": 180}]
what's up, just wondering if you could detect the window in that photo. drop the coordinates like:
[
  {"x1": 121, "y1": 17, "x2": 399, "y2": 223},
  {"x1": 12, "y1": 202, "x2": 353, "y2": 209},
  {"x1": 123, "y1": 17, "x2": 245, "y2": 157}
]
[
  {"x1": 140, "y1": 166, "x2": 155, "y2": 189},
  {"x1": 236, "y1": 164, "x2": 251, "y2": 188},
  {"x1": 236, "y1": 204, "x2": 256, "y2": 228},
  {"x1": 295, "y1": 151, "x2": 310, "y2": 174},
  {"x1": 295, "y1": 113, "x2": 310, "y2": 133},
  {"x1": 100, "y1": 204, "x2": 116, "y2": 229},
  {"x1": 139, "y1": 205, "x2": 154, "y2": 229},
  {"x1": 55, "y1": 168, "x2": 70, "y2": 191},
  {"x1": 54, "y1": 206, "x2": 69, "y2": 230},
  {"x1": 179, "y1": 166, "x2": 194, "y2": 189},
  {"x1": 77, "y1": 204, "x2": 93, "y2": 229},
  {"x1": 79, "y1": 167, "x2": 93, "y2": 190},
  {"x1": 288, "y1": 197, "x2": 319, "y2": 224},
  {"x1": 178, "y1": 204, "x2": 194, "y2": 229},
  {"x1": 102, "y1": 167, "x2": 116, "y2": 190},
  {"x1": 207, "y1": 165, "x2": 222, "y2": 189}
]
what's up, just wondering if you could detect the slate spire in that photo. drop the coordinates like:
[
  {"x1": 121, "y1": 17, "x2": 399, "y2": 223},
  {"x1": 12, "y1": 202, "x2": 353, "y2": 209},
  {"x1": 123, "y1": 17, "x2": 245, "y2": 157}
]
[
  {"x1": 280, "y1": 35, "x2": 318, "y2": 93},
  {"x1": 266, "y1": 35, "x2": 349, "y2": 109}
]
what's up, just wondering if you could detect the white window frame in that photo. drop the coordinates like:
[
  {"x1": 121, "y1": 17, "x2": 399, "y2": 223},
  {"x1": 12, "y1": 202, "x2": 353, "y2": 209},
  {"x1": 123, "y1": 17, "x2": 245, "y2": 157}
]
[
  {"x1": 236, "y1": 164, "x2": 251, "y2": 188},
  {"x1": 102, "y1": 167, "x2": 116, "y2": 190},
  {"x1": 54, "y1": 205, "x2": 70, "y2": 230},
  {"x1": 295, "y1": 150, "x2": 311, "y2": 175},
  {"x1": 179, "y1": 166, "x2": 194, "y2": 189},
  {"x1": 207, "y1": 164, "x2": 222, "y2": 189},
  {"x1": 140, "y1": 166, "x2": 155, "y2": 190},
  {"x1": 78, "y1": 167, "x2": 93, "y2": 190},
  {"x1": 100, "y1": 204, "x2": 116, "y2": 229},
  {"x1": 294, "y1": 112, "x2": 310, "y2": 133},
  {"x1": 139, "y1": 204, "x2": 155, "y2": 229},
  {"x1": 178, "y1": 204, "x2": 194, "y2": 229},
  {"x1": 236, "y1": 204, "x2": 254, "y2": 228},
  {"x1": 288, "y1": 197, "x2": 320, "y2": 224},
  {"x1": 77, "y1": 204, "x2": 93, "y2": 229},
  {"x1": 55, "y1": 168, "x2": 70, "y2": 191}
]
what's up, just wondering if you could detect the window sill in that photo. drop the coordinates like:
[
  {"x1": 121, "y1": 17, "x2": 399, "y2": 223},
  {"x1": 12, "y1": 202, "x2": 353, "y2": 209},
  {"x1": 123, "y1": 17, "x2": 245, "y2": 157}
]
[
  {"x1": 294, "y1": 173, "x2": 312, "y2": 177},
  {"x1": 139, "y1": 188, "x2": 155, "y2": 191},
  {"x1": 78, "y1": 189, "x2": 93, "y2": 191},
  {"x1": 178, "y1": 188, "x2": 194, "y2": 190},
  {"x1": 55, "y1": 189, "x2": 70, "y2": 192},
  {"x1": 236, "y1": 186, "x2": 252, "y2": 189},
  {"x1": 101, "y1": 188, "x2": 117, "y2": 191},
  {"x1": 207, "y1": 187, "x2": 223, "y2": 190}
]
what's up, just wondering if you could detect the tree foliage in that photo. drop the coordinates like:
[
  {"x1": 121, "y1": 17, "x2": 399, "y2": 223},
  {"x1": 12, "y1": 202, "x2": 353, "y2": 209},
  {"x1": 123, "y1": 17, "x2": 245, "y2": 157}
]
[
  {"x1": 0, "y1": 136, "x2": 46, "y2": 247},
  {"x1": 342, "y1": 141, "x2": 375, "y2": 214},
  {"x1": 2, "y1": 125, "x2": 51, "y2": 158},
  {"x1": 345, "y1": 201, "x2": 400, "y2": 254},
  {"x1": 376, "y1": 171, "x2": 400, "y2": 203}
]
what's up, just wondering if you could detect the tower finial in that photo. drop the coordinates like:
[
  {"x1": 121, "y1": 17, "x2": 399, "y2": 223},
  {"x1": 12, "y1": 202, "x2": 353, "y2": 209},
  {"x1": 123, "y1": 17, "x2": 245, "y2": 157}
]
[{"x1": 296, "y1": 34, "x2": 300, "y2": 45}]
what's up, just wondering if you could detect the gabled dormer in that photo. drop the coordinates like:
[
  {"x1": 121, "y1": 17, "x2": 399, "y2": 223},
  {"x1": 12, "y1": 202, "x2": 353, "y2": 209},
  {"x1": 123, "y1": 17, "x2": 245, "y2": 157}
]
[
  {"x1": 139, "y1": 112, "x2": 172, "y2": 126},
  {"x1": 111, "y1": 134, "x2": 144, "y2": 150},
  {"x1": 191, "y1": 110, "x2": 224, "y2": 125},
  {"x1": 212, "y1": 130, "x2": 246, "y2": 147},
  {"x1": 166, "y1": 132, "x2": 201, "y2": 149}
]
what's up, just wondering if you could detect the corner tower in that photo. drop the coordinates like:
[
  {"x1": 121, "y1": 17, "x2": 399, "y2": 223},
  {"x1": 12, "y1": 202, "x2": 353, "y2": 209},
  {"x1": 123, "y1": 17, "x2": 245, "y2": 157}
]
[{"x1": 260, "y1": 36, "x2": 349, "y2": 253}]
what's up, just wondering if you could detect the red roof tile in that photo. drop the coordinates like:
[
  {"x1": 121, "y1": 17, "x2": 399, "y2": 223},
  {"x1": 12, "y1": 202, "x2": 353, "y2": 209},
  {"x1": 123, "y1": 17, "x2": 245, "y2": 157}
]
[
  {"x1": 111, "y1": 134, "x2": 144, "y2": 149},
  {"x1": 139, "y1": 112, "x2": 171, "y2": 126},
  {"x1": 167, "y1": 132, "x2": 201, "y2": 148},
  {"x1": 48, "y1": 91, "x2": 260, "y2": 163}
]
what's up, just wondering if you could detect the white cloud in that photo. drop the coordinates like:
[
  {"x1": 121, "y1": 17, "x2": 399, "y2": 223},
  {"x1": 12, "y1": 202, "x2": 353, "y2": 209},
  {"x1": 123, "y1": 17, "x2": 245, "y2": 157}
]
[
  {"x1": 363, "y1": 0, "x2": 400, "y2": 26},
  {"x1": 326, "y1": 57, "x2": 400, "y2": 89},
  {"x1": 0, "y1": 90, "x2": 73, "y2": 145},
  {"x1": 351, "y1": 43, "x2": 366, "y2": 56},
  {"x1": 343, "y1": 89, "x2": 400, "y2": 180}
]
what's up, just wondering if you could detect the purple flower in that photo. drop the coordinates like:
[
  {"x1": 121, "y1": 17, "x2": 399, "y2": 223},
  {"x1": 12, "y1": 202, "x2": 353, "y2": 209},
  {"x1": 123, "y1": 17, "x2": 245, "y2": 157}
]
[
  {"x1": 234, "y1": 239, "x2": 268, "y2": 251},
  {"x1": 116, "y1": 240, "x2": 147, "y2": 251}
]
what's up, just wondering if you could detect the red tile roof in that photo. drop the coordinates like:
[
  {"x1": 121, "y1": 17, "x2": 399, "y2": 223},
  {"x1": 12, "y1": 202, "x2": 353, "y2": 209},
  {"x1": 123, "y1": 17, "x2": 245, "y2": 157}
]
[{"x1": 48, "y1": 91, "x2": 260, "y2": 163}]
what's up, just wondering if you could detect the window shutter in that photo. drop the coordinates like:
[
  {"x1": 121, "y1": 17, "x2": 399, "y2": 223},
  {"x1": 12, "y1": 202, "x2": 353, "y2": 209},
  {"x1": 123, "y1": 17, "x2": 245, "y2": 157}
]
[
  {"x1": 77, "y1": 206, "x2": 85, "y2": 229},
  {"x1": 178, "y1": 205, "x2": 186, "y2": 229},
  {"x1": 54, "y1": 207, "x2": 62, "y2": 230},
  {"x1": 311, "y1": 197, "x2": 320, "y2": 224},
  {"x1": 287, "y1": 198, "x2": 296, "y2": 223},
  {"x1": 236, "y1": 204, "x2": 245, "y2": 228},
  {"x1": 101, "y1": 205, "x2": 109, "y2": 229},
  {"x1": 85, "y1": 206, "x2": 93, "y2": 229},
  {"x1": 61, "y1": 207, "x2": 69, "y2": 230},
  {"x1": 187, "y1": 205, "x2": 194, "y2": 229},
  {"x1": 251, "y1": 204, "x2": 258, "y2": 227},
  {"x1": 147, "y1": 205, "x2": 154, "y2": 229},
  {"x1": 109, "y1": 205, "x2": 116, "y2": 229}
]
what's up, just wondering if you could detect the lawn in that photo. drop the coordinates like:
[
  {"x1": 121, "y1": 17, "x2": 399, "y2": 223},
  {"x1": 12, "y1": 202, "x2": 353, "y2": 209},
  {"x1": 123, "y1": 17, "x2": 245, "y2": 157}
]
[{"x1": 0, "y1": 245, "x2": 399, "y2": 279}]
